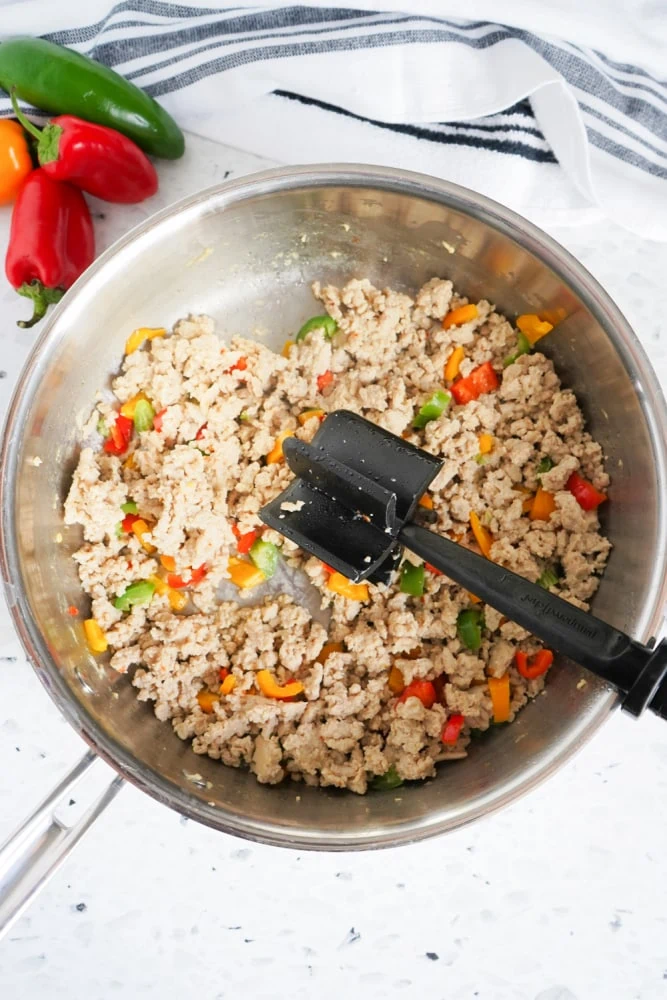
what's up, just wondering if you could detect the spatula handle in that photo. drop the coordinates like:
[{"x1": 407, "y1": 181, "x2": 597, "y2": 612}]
[{"x1": 399, "y1": 522, "x2": 667, "y2": 719}]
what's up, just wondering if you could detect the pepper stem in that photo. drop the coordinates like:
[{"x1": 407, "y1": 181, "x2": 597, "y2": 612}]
[
  {"x1": 10, "y1": 88, "x2": 43, "y2": 142},
  {"x1": 16, "y1": 281, "x2": 64, "y2": 329}
]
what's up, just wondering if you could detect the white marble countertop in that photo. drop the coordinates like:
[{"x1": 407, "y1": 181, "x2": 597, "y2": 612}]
[{"x1": 0, "y1": 133, "x2": 666, "y2": 1000}]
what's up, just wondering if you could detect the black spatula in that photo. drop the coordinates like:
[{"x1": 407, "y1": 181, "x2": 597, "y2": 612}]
[{"x1": 260, "y1": 410, "x2": 667, "y2": 720}]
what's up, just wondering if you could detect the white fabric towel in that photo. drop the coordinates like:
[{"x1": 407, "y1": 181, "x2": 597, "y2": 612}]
[{"x1": 0, "y1": 1, "x2": 665, "y2": 239}]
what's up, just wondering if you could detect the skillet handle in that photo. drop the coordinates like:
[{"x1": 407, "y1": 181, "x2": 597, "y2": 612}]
[
  {"x1": 0, "y1": 751, "x2": 123, "y2": 939},
  {"x1": 399, "y1": 522, "x2": 667, "y2": 717}
]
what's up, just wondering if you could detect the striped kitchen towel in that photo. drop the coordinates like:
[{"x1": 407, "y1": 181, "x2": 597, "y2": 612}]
[{"x1": 1, "y1": 1, "x2": 665, "y2": 240}]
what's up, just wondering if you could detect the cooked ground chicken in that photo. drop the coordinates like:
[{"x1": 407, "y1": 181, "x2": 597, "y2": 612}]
[{"x1": 65, "y1": 278, "x2": 610, "y2": 793}]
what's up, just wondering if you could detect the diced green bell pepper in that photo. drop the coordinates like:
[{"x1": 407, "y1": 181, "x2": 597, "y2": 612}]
[
  {"x1": 456, "y1": 607, "x2": 485, "y2": 651},
  {"x1": 121, "y1": 501, "x2": 138, "y2": 514},
  {"x1": 412, "y1": 390, "x2": 451, "y2": 429},
  {"x1": 370, "y1": 764, "x2": 403, "y2": 790},
  {"x1": 133, "y1": 399, "x2": 155, "y2": 432},
  {"x1": 399, "y1": 561, "x2": 425, "y2": 597},
  {"x1": 96, "y1": 416, "x2": 108, "y2": 437},
  {"x1": 249, "y1": 539, "x2": 280, "y2": 578},
  {"x1": 296, "y1": 315, "x2": 338, "y2": 342},
  {"x1": 536, "y1": 456, "x2": 554, "y2": 478},
  {"x1": 114, "y1": 579, "x2": 156, "y2": 612},
  {"x1": 537, "y1": 564, "x2": 560, "y2": 590},
  {"x1": 503, "y1": 331, "x2": 532, "y2": 367}
]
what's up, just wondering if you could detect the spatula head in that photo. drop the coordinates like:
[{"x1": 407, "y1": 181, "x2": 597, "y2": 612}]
[{"x1": 260, "y1": 410, "x2": 442, "y2": 583}]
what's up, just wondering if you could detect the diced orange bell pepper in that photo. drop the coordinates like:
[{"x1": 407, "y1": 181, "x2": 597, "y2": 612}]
[
  {"x1": 256, "y1": 669, "x2": 304, "y2": 700},
  {"x1": 444, "y1": 345, "x2": 465, "y2": 380},
  {"x1": 515, "y1": 649, "x2": 554, "y2": 679},
  {"x1": 327, "y1": 572, "x2": 369, "y2": 602},
  {"x1": 522, "y1": 495, "x2": 535, "y2": 514},
  {"x1": 281, "y1": 339, "x2": 294, "y2": 358},
  {"x1": 418, "y1": 493, "x2": 434, "y2": 510},
  {"x1": 316, "y1": 641, "x2": 345, "y2": 664},
  {"x1": 478, "y1": 433, "x2": 494, "y2": 455},
  {"x1": 470, "y1": 511, "x2": 493, "y2": 559},
  {"x1": 160, "y1": 554, "x2": 176, "y2": 572},
  {"x1": 197, "y1": 690, "x2": 218, "y2": 713},
  {"x1": 488, "y1": 674, "x2": 510, "y2": 723},
  {"x1": 227, "y1": 556, "x2": 266, "y2": 589},
  {"x1": 529, "y1": 487, "x2": 556, "y2": 521},
  {"x1": 84, "y1": 618, "x2": 107, "y2": 654},
  {"x1": 443, "y1": 303, "x2": 478, "y2": 330},
  {"x1": 317, "y1": 370, "x2": 334, "y2": 392},
  {"x1": 388, "y1": 666, "x2": 405, "y2": 695},
  {"x1": 125, "y1": 327, "x2": 166, "y2": 356},
  {"x1": 298, "y1": 408, "x2": 325, "y2": 425},
  {"x1": 468, "y1": 592, "x2": 482, "y2": 604},
  {"x1": 266, "y1": 429, "x2": 295, "y2": 464},
  {"x1": 132, "y1": 518, "x2": 156, "y2": 553},
  {"x1": 516, "y1": 314, "x2": 553, "y2": 346},
  {"x1": 219, "y1": 674, "x2": 237, "y2": 695}
]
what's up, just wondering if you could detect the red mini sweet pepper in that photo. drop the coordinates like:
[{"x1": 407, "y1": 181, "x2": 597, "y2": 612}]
[
  {"x1": 5, "y1": 169, "x2": 94, "y2": 328},
  {"x1": 11, "y1": 90, "x2": 158, "y2": 204}
]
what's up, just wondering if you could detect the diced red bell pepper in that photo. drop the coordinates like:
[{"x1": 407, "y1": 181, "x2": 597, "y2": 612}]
[
  {"x1": 317, "y1": 370, "x2": 334, "y2": 392},
  {"x1": 321, "y1": 562, "x2": 335, "y2": 575},
  {"x1": 566, "y1": 471, "x2": 607, "y2": 511},
  {"x1": 103, "y1": 414, "x2": 133, "y2": 455},
  {"x1": 424, "y1": 562, "x2": 443, "y2": 576},
  {"x1": 195, "y1": 422, "x2": 208, "y2": 441},
  {"x1": 153, "y1": 408, "x2": 167, "y2": 432},
  {"x1": 232, "y1": 525, "x2": 258, "y2": 555},
  {"x1": 441, "y1": 713, "x2": 465, "y2": 744},
  {"x1": 167, "y1": 564, "x2": 208, "y2": 589},
  {"x1": 227, "y1": 356, "x2": 247, "y2": 373},
  {"x1": 398, "y1": 679, "x2": 437, "y2": 709},
  {"x1": 219, "y1": 668, "x2": 229, "y2": 681},
  {"x1": 515, "y1": 648, "x2": 554, "y2": 680},
  {"x1": 121, "y1": 512, "x2": 140, "y2": 533},
  {"x1": 451, "y1": 361, "x2": 499, "y2": 405}
]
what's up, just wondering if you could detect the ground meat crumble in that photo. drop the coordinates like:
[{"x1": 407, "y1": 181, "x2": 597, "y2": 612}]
[{"x1": 64, "y1": 277, "x2": 610, "y2": 793}]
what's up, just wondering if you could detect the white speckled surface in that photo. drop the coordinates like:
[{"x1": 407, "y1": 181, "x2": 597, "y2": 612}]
[{"x1": 0, "y1": 134, "x2": 666, "y2": 1000}]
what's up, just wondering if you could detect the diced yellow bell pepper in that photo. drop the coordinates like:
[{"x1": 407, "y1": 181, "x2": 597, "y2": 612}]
[
  {"x1": 120, "y1": 392, "x2": 148, "y2": 419},
  {"x1": 488, "y1": 674, "x2": 510, "y2": 723},
  {"x1": 444, "y1": 345, "x2": 465, "y2": 381},
  {"x1": 125, "y1": 327, "x2": 166, "y2": 356},
  {"x1": 256, "y1": 669, "x2": 304, "y2": 699},
  {"x1": 169, "y1": 589, "x2": 188, "y2": 611},
  {"x1": 197, "y1": 690, "x2": 218, "y2": 713},
  {"x1": 219, "y1": 675, "x2": 237, "y2": 696},
  {"x1": 281, "y1": 339, "x2": 295, "y2": 358},
  {"x1": 123, "y1": 453, "x2": 136, "y2": 471},
  {"x1": 388, "y1": 666, "x2": 405, "y2": 695},
  {"x1": 443, "y1": 303, "x2": 478, "y2": 330},
  {"x1": 327, "y1": 572, "x2": 369, "y2": 602},
  {"x1": 148, "y1": 574, "x2": 168, "y2": 596},
  {"x1": 315, "y1": 641, "x2": 345, "y2": 664},
  {"x1": 266, "y1": 429, "x2": 295, "y2": 464},
  {"x1": 84, "y1": 618, "x2": 108, "y2": 654},
  {"x1": 228, "y1": 556, "x2": 266, "y2": 590},
  {"x1": 131, "y1": 518, "x2": 156, "y2": 553},
  {"x1": 470, "y1": 511, "x2": 493, "y2": 560},
  {"x1": 418, "y1": 493, "x2": 434, "y2": 510},
  {"x1": 298, "y1": 408, "x2": 325, "y2": 425},
  {"x1": 516, "y1": 314, "x2": 553, "y2": 346},
  {"x1": 478, "y1": 433, "x2": 494, "y2": 455}
]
